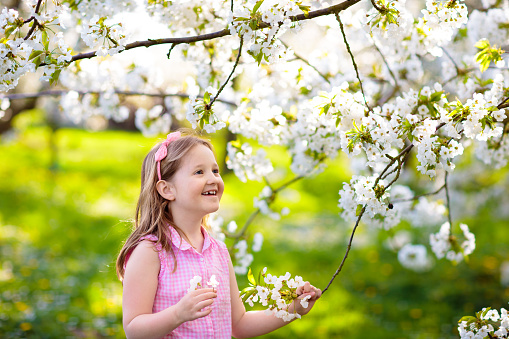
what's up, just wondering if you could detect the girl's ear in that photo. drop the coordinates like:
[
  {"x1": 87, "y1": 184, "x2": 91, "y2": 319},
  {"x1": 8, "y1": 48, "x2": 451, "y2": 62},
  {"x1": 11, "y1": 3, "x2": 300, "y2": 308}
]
[{"x1": 156, "y1": 180, "x2": 176, "y2": 201}]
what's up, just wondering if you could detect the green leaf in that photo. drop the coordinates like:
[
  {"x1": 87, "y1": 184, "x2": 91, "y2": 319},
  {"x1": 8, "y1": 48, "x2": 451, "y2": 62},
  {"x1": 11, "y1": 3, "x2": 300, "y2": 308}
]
[
  {"x1": 33, "y1": 55, "x2": 42, "y2": 68},
  {"x1": 28, "y1": 50, "x2": 44, "y2": 61},
  {"x1": 479, "y1": 59, "x2": 490, "y2": 73},
  {"x1": 247, "y1": 267, "x2": 256, "y2": 286},
  {"x1": 475, "y1": 51, "x2": 486, "y2": 63},
  {"x1": 255, "y1": 51, "x2": 263, "y2": 66},
  {"x1": 241, "y1": 288, "x2": 258, "y2": 303},
  {"x1": 481, "y1": 307, "x2": 491, "y2": 318},
  {"x1": 252, "y1": 0, "x2": 264, "y2": 15},
  {"x1": 458, "y1": 316, "x2": 477, "y2": 324},
  {"x1": 203, "y1": 92, "x2": 210, "y2": 105},
  {"x1": 230, "y1": 140, "x2": 241, "y2": 148},
  {"x1": 322, "y1": 103, "x2": 331, "y2": 115},
  {"x1": 355, "y1": 204, "x2": 363, "y2": 216},
  {"x1": 49, "y1": 69, "x2": 61, "y2": 86},
  {"x1": 42, "y1": 31, "x2": 49, "y2": 50},
  {"x1": 474, "y1": 39, "x2": 490, "y2": 50},
  {"x1": 298, "y1": 5, "x2": 310, "y2": 18},
  {"x1": 429, "y1": 91, "x2": 443, "y2": 102},
  {"x1": 4, "y1": 26, "x2": 16, "y2": 39},
  {"x1": 240, "y1": 286, "x2": 255, "y2": 296}
]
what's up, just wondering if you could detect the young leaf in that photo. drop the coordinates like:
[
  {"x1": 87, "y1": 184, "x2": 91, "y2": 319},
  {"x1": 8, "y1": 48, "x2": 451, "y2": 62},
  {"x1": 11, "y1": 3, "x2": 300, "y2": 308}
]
[
  {"x1": 203, "y1": 91, "x2": 210, "y2": 105},
  {"x1": 247, "y1": 267, "x2": 256, "y2": 286},
  {"x1": 458, "y1": 316, "x2": 477, "y2": 324},
  {"x1": 252, "y1": 0, "x2": 264, "y2": 15},
  {"x1": 29, "y1": 50, "x2": 44, "y2": 61},
  {"x1": 474, "y1": 39, "x2": 490, "y2": 50},
  {"x1": 42, "y1": 31, "x2": 49, "y2": 50}
]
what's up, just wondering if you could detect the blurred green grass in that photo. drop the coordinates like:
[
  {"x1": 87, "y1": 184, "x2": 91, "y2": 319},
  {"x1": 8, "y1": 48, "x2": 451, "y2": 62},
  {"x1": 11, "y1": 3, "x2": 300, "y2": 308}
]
[{"x1": 1, "y1": 110, "x2": 508, "y2": 338}]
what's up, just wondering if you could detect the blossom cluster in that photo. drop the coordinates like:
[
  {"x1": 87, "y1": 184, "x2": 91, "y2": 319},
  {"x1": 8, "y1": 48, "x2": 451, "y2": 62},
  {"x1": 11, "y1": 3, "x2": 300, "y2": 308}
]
[
  {"x1": 186, "y1": 87, "x2": 227, "y2": 134},
  {"x1": 338, "y1": 175, "x2": 393, "y2": 226},
  {"x1": 397, "y1": 243, "x2": 432, "y2": 272},
  {"x1": 241, "y1": 268, "x2": 309, "y2": 322},
  {"x1": 187, "y1": 275, "x2": 219, "y2": 293},
  {"x1": 80, "y1": 15, "x2": 128, "y2": 57},
  {"x1": 0, "y1": 4, "x2": 72, "y2": 90},
  {"x1": 226, "y1": 142, "x2": 274, "y2": 183},
  {"x1": 458, "y1": 304, "x2": 509, "y2": 339},
  {"x1": 429, "y1": 222, "x2": 475, "y2": 263},
  {"x1": 228, "y1": 0, "x2": 305, "y2": 64}
]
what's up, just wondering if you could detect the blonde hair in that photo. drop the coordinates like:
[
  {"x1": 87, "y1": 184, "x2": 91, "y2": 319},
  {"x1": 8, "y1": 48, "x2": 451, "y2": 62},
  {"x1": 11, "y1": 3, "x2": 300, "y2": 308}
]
[{"x1": 116, "y1": 131, "x2": 214, "y2": 280}]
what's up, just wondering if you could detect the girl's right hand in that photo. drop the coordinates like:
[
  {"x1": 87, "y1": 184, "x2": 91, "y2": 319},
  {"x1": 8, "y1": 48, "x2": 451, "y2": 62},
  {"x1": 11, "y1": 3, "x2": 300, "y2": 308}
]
[{"x1": 175, "y1": 288, "x2": 217, "y2": 324}]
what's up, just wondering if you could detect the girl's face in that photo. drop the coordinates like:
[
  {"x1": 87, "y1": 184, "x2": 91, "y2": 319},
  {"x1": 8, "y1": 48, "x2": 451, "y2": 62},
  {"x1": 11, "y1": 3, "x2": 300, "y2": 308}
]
[{"x1": 168, "y1": 144, "x2": 224, "y2": 218}]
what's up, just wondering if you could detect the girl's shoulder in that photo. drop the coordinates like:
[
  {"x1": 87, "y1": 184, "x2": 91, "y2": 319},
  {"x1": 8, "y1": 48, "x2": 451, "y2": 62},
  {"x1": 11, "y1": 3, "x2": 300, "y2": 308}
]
[
  {"x1": 139, "y1": 234, "x2": 163, "y2": 252},
  {"x1": 125, "y1": 234, "x2": 164, "y2": 270}
]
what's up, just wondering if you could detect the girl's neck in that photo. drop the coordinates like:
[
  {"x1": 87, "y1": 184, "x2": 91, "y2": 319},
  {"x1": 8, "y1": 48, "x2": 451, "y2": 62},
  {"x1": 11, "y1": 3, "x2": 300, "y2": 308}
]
[{"x1": 173, "y1": 215, "x2": 205, "y2": 253}]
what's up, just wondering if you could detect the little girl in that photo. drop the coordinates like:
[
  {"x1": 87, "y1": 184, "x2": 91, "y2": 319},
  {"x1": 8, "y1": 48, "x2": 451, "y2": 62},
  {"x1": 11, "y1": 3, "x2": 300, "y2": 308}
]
[{"x1": 116, "y1": 131, "x2": 321, "y2": 339}]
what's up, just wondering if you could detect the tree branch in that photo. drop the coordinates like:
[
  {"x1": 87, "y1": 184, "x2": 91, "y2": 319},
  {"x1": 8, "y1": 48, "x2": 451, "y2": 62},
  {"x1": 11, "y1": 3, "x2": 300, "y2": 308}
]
[
  {"x1": 280, "y1": 40, "x2": 331, "y2": 84},
  {"x1": 66, "y1": 0, "x2": 362, "y2": 63},
  {"x1": 372, "y1": 42, "x2": 399, "y2": 89},
  {"x1": 322, "y1": 205, "x2": 365, "y2": 294},
  {"x1": 1, "y1": 90, "x2": 237, "y2": 106},
  {"x1": 441, "y1": 47, "x2": 461, "y2": 75},
  {"x1": 390, "y1": 183, "x2": 446, "y2": 203},
  {"x1": 206, "y1": 36, "x2": 243, "y2": 110},
  {"x1": 334, "y1": 11, "x2": 371, "y2": 112},
  {"x1": 370, "y1": 0, "x2": 383, "y2": 13},
  {"x1": 24, "y1": 0, "x2": 44, "y2": 40},
  {"x1": 227, "y1": 175, "x2": 305, "y2": 251}
]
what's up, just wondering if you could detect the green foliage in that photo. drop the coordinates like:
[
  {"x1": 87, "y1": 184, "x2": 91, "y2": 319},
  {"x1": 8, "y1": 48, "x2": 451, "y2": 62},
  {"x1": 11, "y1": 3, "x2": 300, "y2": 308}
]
[
  {"x1": 367, "y1": 0, "x2": 400, "y2": 35},
  {"x1": 474, "y1": 39, "x2": 505, "y2": 73}
]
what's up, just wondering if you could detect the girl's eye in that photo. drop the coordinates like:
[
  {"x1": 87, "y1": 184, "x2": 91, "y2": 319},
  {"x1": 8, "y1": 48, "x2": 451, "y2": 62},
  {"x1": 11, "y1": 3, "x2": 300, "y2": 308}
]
[
  {"x1": 195, "y1": 170, "x2": 203, "y2": 175},
  {"x1": 213, "y1": 169, "x2": 220, "y2": 174}
]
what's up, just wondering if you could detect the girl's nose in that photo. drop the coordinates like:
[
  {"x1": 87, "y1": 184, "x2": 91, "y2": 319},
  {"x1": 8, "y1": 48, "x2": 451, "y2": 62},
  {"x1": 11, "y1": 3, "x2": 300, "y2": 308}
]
[{"x1": 206, "y1": 171, "x2": 220, "y2": 184}]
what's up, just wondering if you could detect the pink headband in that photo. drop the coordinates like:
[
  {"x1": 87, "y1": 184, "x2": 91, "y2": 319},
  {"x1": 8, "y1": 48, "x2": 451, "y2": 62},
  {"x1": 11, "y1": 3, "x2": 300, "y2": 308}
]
[{"x1": 154, "y1": 131, "x2": 181, "y2": 181}]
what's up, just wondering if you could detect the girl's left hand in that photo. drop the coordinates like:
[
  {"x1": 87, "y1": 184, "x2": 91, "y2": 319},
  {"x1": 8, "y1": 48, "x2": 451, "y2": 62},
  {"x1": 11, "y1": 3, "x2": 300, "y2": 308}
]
[{"x1": 292, "y1": 281, "x2": 322, "y2": 316}]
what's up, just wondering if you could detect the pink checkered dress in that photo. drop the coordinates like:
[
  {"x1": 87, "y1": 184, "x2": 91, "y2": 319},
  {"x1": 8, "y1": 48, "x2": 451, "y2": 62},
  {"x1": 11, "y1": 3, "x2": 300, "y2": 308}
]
[{"x1": 139, "y1": 226, "x2": 232, "y2": 338}]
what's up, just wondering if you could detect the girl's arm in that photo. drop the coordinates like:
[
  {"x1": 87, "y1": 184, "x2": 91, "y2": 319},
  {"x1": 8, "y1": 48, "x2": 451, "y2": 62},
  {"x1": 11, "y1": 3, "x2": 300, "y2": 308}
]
[
  {"x1": 229, "y1": 259, "x2": 321, "y2": 339},
  {"x1": 122, "y1": 240, "x2": 217, "y2": 339}
]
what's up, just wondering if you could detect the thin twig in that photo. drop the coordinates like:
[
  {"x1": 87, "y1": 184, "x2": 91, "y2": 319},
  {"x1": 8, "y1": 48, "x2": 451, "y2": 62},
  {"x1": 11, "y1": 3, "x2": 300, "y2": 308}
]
[
  {"x1": 227, "y1": 175, "x2": 305, "y2": 251},
  {"x1": 497, "y1": 96, "x2": 509, "y2": 109},
  {"x1": 24, "y1": 0, "x2": 44, "y2": 40},
  {"x1": 280, "y1": 40, "x2": 330, "y2": 84},
  {"x1": 370, "y1": 0, "x2": 383, "y2": 12},
  {"x1": 390, "y1": 184, "x2": 446, "y2": 203},
  {"x1": 322, "y1": 206, "x2": 365, "y2": 294},
  {"x1": 375, "y1": 143, "x2": 414, "y2": 187},
  {"x1": 206, "y1": 36, "x2": 243, "y2": 110},
  {"x1": 372, "y1": 42, "x2": 398, "y2": 88},
  {"x1": 166, "y1": 43, "x2": 179, "y2": 59},
  {"x1": 334, "y1": 11, "x2": 371, "y2": 112},
  {"x1": 228, "y1": 209, "x2": 261, "y2": 252},
  {"x1": 444, "y1": 172, "x2": 453, "y2": 226},
  {"x1": 1, "y1": 90, "x2": 237, "y2": 106},
  {"x1": 323, "y1": 143, "x2": 414, "y2": 294},
  {"x1": 441, "y1": 47, "x2": 461, "y2": 75}
]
